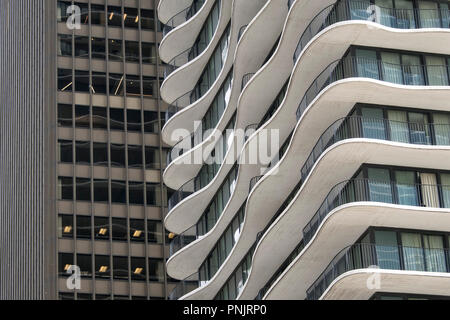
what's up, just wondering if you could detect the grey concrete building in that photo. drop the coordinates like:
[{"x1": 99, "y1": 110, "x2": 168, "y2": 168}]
[{"x1": 0, "y1": 0, "x2": 174, "y2": 300}]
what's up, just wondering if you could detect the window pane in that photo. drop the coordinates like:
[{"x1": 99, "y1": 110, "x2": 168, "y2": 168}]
[
  {"x1": 401, "y1": 232, "x2": 425, "y2": 271},
  {"x1": 395, "y1": 170, "x2": 418, "y2": 205},
  {"x1": 374, "y1": 230, "x2": 401, "y2": 269}
]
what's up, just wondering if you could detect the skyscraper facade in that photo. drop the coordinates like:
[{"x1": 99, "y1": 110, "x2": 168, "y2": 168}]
[
  {"x1": 161, "y1": 0, "x2": 450, "y2": 300},
  {"x1": 0, "y1": 0, "x2": 173, "y2": 300}
]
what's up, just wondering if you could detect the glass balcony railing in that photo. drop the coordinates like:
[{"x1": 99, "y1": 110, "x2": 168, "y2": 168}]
[
  {"x1": 162, "y1": 0, "x2": 206, "y2": 38},
  {"x1": 168, "y1": 272, "x2": 199, "y2": 300},
  {"x1": 296, "y1": 55, "x2": 450, "y2": 121},
  {"x1": 304, "y1": 178, "x2": 450, "y2": 245},
  {"x1": 301, "y1": 115, "x2": 450, "y2": 183},
  {"x1": 169, "y1": 225, "x2": 197, "y2": 257},
  {"x1": 294, "y1": 0, "x2": 450, "y2": 64},
  {"x1": 307, "y1": 243, "x2": 450, "y2": 300}
]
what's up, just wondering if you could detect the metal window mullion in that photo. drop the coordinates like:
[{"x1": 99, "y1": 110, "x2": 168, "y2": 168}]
[
  {"x1": 137, "y1": 0, "x2": 151, "y2": 301},
  {"x1": 87, "y1": 0, "x2": 97, "y2": 299},
  {"x1": 105, "y1": 0, "x2": 115, "y2": 301},
  {"x1": 120, "y1": 0, "x2": 132, "y2": 300},
  {"x1": 70, "y1": 0, "x2": 79, "y2": 300},
  {"x1": 153, "y1": 0, "x2": 169, "y2": 299}
]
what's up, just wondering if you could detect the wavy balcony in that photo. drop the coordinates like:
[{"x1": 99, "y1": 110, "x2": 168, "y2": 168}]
[
  {"x1": 159, "y1": 0, "x2": 218, "y2": 64},
  {"x1": 309, "y1": 243, "x2": 450, "y2": 300}
]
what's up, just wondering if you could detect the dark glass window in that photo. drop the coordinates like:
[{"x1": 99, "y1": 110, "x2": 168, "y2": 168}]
[
  {"x1": 129, "y1": 182, "x2": 144, "y2": 205},
  {"x1": 141, "y1": 9, "x2": 154, "y2": 30},
  {"x1": 58, "y1": 104, "x2": 72, "y2": 127},
  {"x1": 92, "y1": 72, "x2": 107, "y2": 94},
  {"x1": 128, "y1": 145, "x2": 143, "y2": 168},
  {"x1": 113, "y1": 256, "x2": 129, "y2": 280},
  {"x1": 77, "y1": 254, "x2": 92, "y2": 278},
  {"x1": 108, "y1": 6, "x2": 123, "y2": 27},
  {"x1": 75, "y1": 105, "x2": 90, "y2": 128},
  {"x1": 76, "y1": 178, "x2": 91, "y2": 201},
  {"x1": 144, "y1": 111, "x2": 159, "y2": 133},
  {"x1": 149, "y1": 259, "x2": 164, "y2": 282},
  {"x1": 92, "y1": 107, "x2": 107, "y2": 130},
  {"x1": 145, "y1": 147, "x2": 159, "y2": 169},
  {"x1": 112, "y1": 218, "x2": 128, "y2": 241},
  {"x1": 59, "y1": 177, "x2": 73, "y2": 200},
  {"x1": 58, "y1": 215, "x2": 73, "y2": 238},
  {"x1": 94, "y1": 180, "x2": 109, "y2": 202},
  {"x1": 59, "y1": 140, "x2": 73, "y2": 163},
  {"x1": 131, "y1": 257, "x2": 146, "y2": 281},
  {"x1": 93, "y1": 143, "x2": 108, "y2": 165},
  {"x1": 74, "y1": 36, "x2": 89, "y2": 58},
  {"x1": 58, "y1": 253, "x2": 74, "y2": 276},
  {"x1": 94, "y1": 217, "x2": 109, "y2": 240},
  {"x1": 124, "y1": 8, "x2": 139, "y2": 29},
  {"x1": 147, "y1": 220, "x2": 162, "y2": 244},
  {"x1": 111, "y1": 144, "x2": 126, "y2": 167},
  {"x1": 95, "y1": 255, "x2": 110, "y2": 279},
  {"x1": 58, "y1": 69, "x2": 72, "y2": 91},
  {"x1": 127, "y1": 109, "x2": 142, "y2": 132},
  {"x1": 125, "y1": 41, "x2": 140, "y2": 62},
  {"x1": 75, "y1": 141, "x2": 90, "y2": 164},
  {"x1": 109, "y1": 73, "x2": 124, "y2": 95},
  {"x1": 126, "y1": 75, "x2": 141, "y2": 96},
  {"x1": 110, "y1": 108, "x2": 124, "y2": 130},
  {"x1": 108, "y1": 39, "x2": 123, "y2": 61},
  {"x1": 143, "y1": 76, "x2": 154, "y2": 96},
  {"x1": 75, "y1": 70, "x2": 90, "y2": 92},
  {"x1": 130, "y1": 219, "x2": 145, "y2": 242},
  {"x1": 91, "y1": 37, "x2": 106, "y2": 59},
  {"x1": 77, "y1": 215, "x2": 92, "y2": 239},
  {"x1": 142, "y1": 43, "x2": 156, "y2": 64},
  {"x1": 111, "y1": 181, "x2": 127, "y2": 203},
  {"x1": 58, "y1": 34, "x2": 72, "y2": 56},
  {"x1": 91, "y1": 4, "x2": 106, "y2": 25},
  {"x1": 57, "y1": 1, "x2": 71, "y2": 22}
]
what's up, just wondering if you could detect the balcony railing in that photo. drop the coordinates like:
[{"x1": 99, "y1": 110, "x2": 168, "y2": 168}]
[
  {"x1": 168, "y1": 272, "x2": 200, "y2": 300},
  {"x1": 294, "y1": 0, "x2": 450, "y2": 63},
  {"x1": 162, "y1": 0, "x2": 206, "y2": 38},
  {"x1": 168, "y1": 178, "x2": 197, "y2": 212},
  {"x1": 169, "y1": 225, "x2": 198, "y2": 257},
  {"x1": 238, "y1": 25, "x2": 248, "y2": 41},
  {"x1": 304, "y1": 178, "x2": 450, "y2": 245},
  {"x1": 165, "y1": 90, "x2": 194, "y2": 123},
  {"x1": 301, "y1": 115, "x2": 450, "y2": 182},
  {"x1": 249, "y1": 175, "x2": 264, "y2": 193},
  {"x1": 296, "y1": 56, "x2": 450, "y2": 121},
  {"x1": 307, "y1": 243, "x2": 450, "y2": 300},
  {"x1": 241, "y1": 73, "x2": 255, "y2": 91}
]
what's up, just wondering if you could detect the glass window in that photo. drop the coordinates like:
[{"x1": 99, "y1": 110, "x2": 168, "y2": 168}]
[
  {"x1": 408, "y1": 112, "x2": 431, "y2": 144},
  {"x1": 401, "y1": 232, "x2": 425, "y2": 271},
  {"x1": 95, "y1": 255, "x2": 110, "y2": 278},
  {"x1": 111, "y1": 144, "x2": 126, "y2": 167},
  {"x1": 58, "y1": 104, "x2": 72, "y2": 127},
  {"x1": 361, "y1": 107, "x2": 386, "y2": 139},
  {"x1": 58, "y1": 69, "x2": 72, "y2": 92},
  {"x1": 129, "y1": 182, "x2": 144, "y2": 205},
  {"x1": 113, "y1": 256, "x2": 128, "y2": 280},
  {"x1": 355, "y1": 49, "x2": 379, "y2": 80},
  {"x1": 149, "y1": 259, "x2": 164, "y2": 282},
  {"x1": 425, "y1": 55, "x2": 448, "y2": 86},
  {"x1": 58, "y1": 253, "x2": 73, "y2": 276},
  {"x1": 131, "y1": 257, "x2": 146, "y2": 281},
  {"x1": 419, "y1": 173, "x2": 439, "y2": 208},
  {"x1": 141, "y1": 9, "x2": 155, "y2": 30},
  {"x1": 142, "y1": 43, "x2": 156, "y2": 64},
  {"x1": 418, "y1": 0, "x2": 440, "y2": 28},
  {"x1": 77, "y1": 216, "x2": 92, "y2": 239},
  {"x1": 387, "y1": 110, "x2": 409, "y2": 143},
  {"x1": 76, "y1": 178, "x2": 91, "y2": 201},
  {"x1": 124, "y1": 7, "x2": 139, "y2": 29},
  {"x1": 432, "y1": 113, "x2": 450, "y2": 145},
  {"x1": 423, "y1": 234, "x2": 446, "y2": 272},
  {"x1": 108, "y1": 6, "x2": 122, "y2": 27},
  {"x1": 401, "y1": 54, "x2": 424, "y2": 85},
  {"x1": 128, "y1": 145, "x2": 143, "y2": 168},
  {"x1": 367, "y1": 168, "x2": 393, "y2": 203},
  {"x1": 441, "y1": 173, "x2": 450, "y2": 208},
  {"x1": 94, "y1": 180, "x2": 109, "y2": 202},
  {"x1": 395, "y1": 170, "x2": 418, "y2": 205},
  {"x1": 58, "y1": 215, "x2": 73, "y2": 238},
  {"x1": 374, "y1": 230, "x2": 401, "y2": 269},
  {"x1": 58, "y1": 34, "x2": 72, "y2": 56},
  {"x1": 108, "y1": 39, "x2": 123, "y2": 61},
  {"x1": 74, "y1": 36, "x2": 89, "y2": 58},
  {"x1": 94, "y1": 217, "x2": 109, "y2": 240},
  {"x1": 91, "y1": 4, "x2": 106, "y2": 25},
  {"x1": 125, "y1": 41, "x2": 140, "y2": 62},
  {"x1": 381, "y1": 52, "x2": 402, "y2": 84},
  {"x1": 77, "y1": 254, "x2": 92, "y2": 278},
  {"x1": 58, "y1": 140, "x2": 73, "y2": 163},
  {"x1": 92, "y1": 37, "x2": 106, "y2": 59},
  {"x1": 112, "y1": 218, "x2": 127, "y2": 241},
  {"x1": 93, "y1": 143, "x2": 108, "y2": 165},
  {"x1": 148, "y1": 221, "x2": 163, "y2": 244}
]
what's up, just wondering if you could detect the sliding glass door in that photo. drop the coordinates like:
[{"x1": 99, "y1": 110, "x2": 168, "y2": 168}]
[
  {"x1": 420, "y1": 173, "x2": 440, "y2": 207},
  {"x1": 356, "y1": 49, "x2": 380, "y2": 79},
  {"x1": 423, "y1": 234, "x2": 447, "y2": 272},
  {"x1": 361, "y1": 107, "x2": 386, "y2": 139},
  {"x1": 418, "y1": 1, "x2": 441, "y2": 28},
  {"x1": 368, "y1": 168, "x2": 393, "y2": 203},
  {"x1": 395, "y1": 170, "x2": 419, "y2": 206},
  {"x1": 387, "y1": 110, "x2": 409, "y2": 143},
  {"x1": 441, "y1": 173, "x2": 450, "y2": 208},
  {"x1": 401, "y1": 233, "x2": 425, "y2": 271},
  {"x1": 425, "y1": 55, "x2": 449, "y2": 86},
  {"x1": 374, "y1": 230, "x2": 401, "y2": 269}
]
